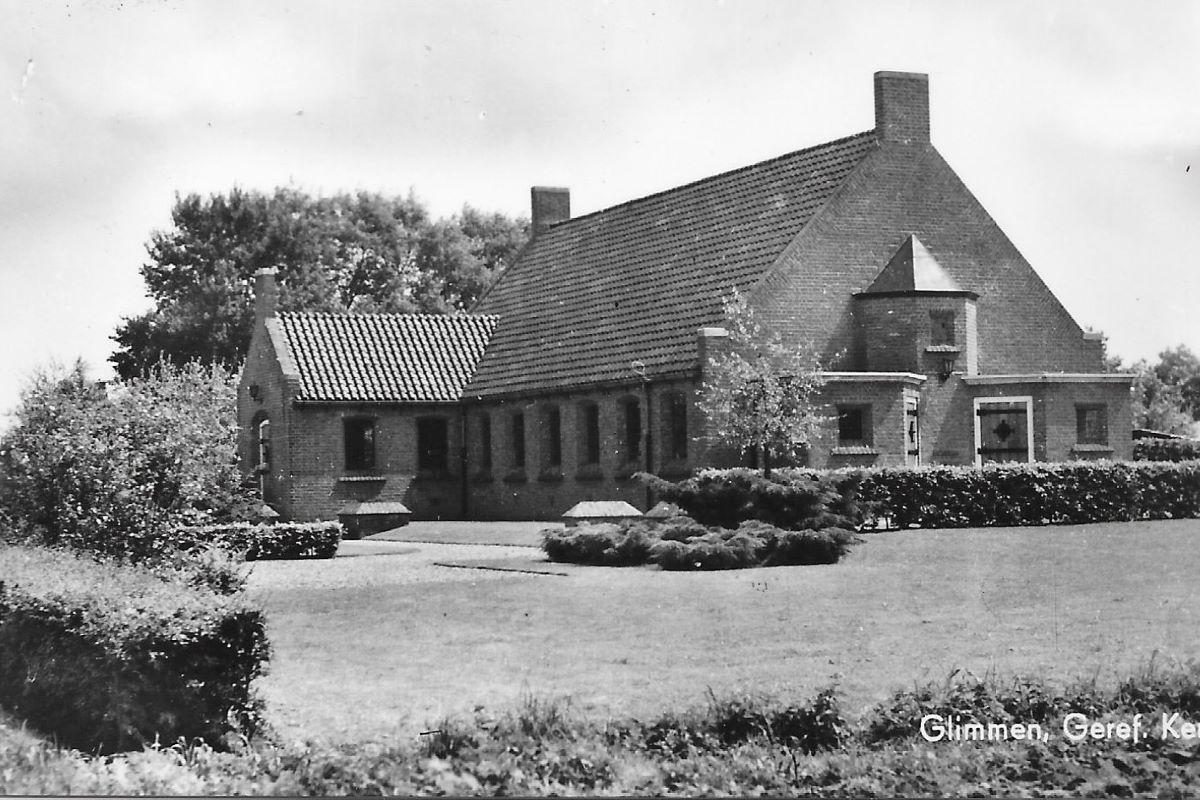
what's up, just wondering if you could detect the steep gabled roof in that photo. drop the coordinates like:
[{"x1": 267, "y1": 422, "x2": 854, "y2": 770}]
[
  {"x1": 859, "y1": 234, "x2": 974, "y2": 295},
  {"x1": 277, "y1": 312, "x2": 498, "y2": 403},
  {"x1": 467, "y1": 130, "x2": 879, "y2": 397}
]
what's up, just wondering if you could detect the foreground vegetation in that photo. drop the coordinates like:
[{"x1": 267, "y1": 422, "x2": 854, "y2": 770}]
[{"x1": 6, "y1": 663, "x2": 1200, "y2": 796}]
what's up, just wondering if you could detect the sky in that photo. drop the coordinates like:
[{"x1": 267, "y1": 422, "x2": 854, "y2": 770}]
[{"x1": 1, "y1": 0, "x2": 1197, "y2": 427}]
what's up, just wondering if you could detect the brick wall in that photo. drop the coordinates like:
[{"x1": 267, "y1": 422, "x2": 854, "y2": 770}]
[
  {"x1": 464, "y1": 378, "x2": 701, "y2": 520},
  {"x1": 750, "y1": 142, "x2": 1103, "y2": 376},
  {"x1": 284, "y1": 403, "x2": 464, "y2": 521}
]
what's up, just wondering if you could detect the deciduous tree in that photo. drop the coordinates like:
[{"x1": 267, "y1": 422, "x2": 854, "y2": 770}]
[
  {"x1": 697, "y1": 292, "x2": 827, "y2": 476},
  {"x1": 110, "y1": 188, "x2": 528, "y2": 378}
]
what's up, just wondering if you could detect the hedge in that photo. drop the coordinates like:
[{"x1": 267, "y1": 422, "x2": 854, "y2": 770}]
[
  {"x1": 648, "y1": 461, "x2": 1200, "y2": 531},
  {"x1": 0, "y1": 544, "x2": 269, "y2": 753},
  {"x1": 174, "y1": 521, "x2": 342, "y2": 560},
  {"x1": 857, "y1": 461, "x2": 1200, "y2": 528},
  {"x1": 1133, "y1": 438, "x2": 1200, "y2": 462},
  {"x1": 542, "y1": 518, "x2": 860, "y2": 570}
]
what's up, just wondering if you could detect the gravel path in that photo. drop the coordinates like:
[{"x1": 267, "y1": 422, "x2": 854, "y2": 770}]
[{"x1": 246, "y1": 539, "x2": 561, "y2": 595}]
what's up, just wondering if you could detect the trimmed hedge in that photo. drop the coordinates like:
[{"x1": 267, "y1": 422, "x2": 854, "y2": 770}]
[
  {"x1": 1134, "y1": 437, "x2": 1200, "y2": 462},
  {"x1": 646, "y1": 461, "x2": 1200, "y2": 531},
  {"x1": 174, "y1": 521, "x2": 342, "y2": 560},
  {"x1": 858, "y1": 461, "x2": 1200, "y2": 528},
  {"x1": 0, "y1": 544, "x2": 269, "y2": 753},
  {"x1": 542, "y1": 518, "x2": 860, "y2": 570}
]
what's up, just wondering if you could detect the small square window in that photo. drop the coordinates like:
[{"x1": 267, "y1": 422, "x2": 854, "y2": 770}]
[
  {"x1": 837, "y1": 405, "x2": 872, "y2": 445},
  {"x1": 1076, "y1": 404, "x2": 1108, "y2": 445},
  {"x1": 344, "y1": 418, "x2": 375, "y2": 470},
  {"x1": 930, "y1": 310, "x2": 956, "y2": 347}
]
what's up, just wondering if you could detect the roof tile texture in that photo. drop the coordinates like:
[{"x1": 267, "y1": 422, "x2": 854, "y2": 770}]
[
  {"x1": 279, "y1": 313, "x2": 498, "y2": 403},
  {"x1": 468, "y1": 131, "x2": 879, "y2": 396}
]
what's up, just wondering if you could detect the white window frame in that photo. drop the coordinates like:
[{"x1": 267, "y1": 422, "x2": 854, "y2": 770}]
[{"x1": 973, "y1": 395, "x2": 1034, "y2": 467}]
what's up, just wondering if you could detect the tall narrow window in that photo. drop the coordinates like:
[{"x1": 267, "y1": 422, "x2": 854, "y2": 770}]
[
  {"x1": 665, "y1": 393, "x2": 688, "y2": 461},
  {"x1": 511, "y1": 412, "x2": 526, "y2": 468},
  {"x1": 478, "y1": 413, "x2": 492, "y2": 470},
  {"x1": 344, "y1": 418, "x2": 375, "y2": 470},
  {"x1": 622, "y1": 398, "x2": 642, "y2": 462},
  {"x1": 544, "y1": 406, "x2": 562, "y2": 467},
  {"x1": 255, "y1": 417, "x2": 271, "y2": 469},
  {"x1": 417, "y1": 416, "x2": 449, "y2": 471},
  {"x1": 579, "y1": 403, "x2": 601, "y2": 465},
  {"x1": 1076, "y1": 404, "x2": 1108, "y2": 445}
]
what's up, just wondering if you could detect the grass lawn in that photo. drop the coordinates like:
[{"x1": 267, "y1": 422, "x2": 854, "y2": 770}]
[{"x1": 250, "y1": 518, "x2": 1200, "y2": 745}]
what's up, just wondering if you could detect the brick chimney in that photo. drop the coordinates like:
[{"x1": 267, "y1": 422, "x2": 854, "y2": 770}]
[
  {"x1": 874, "y1": 71, "x2": 930, "y2": 145},
  {"x1": 531, "y1": 186, "x2": 570, "y2": 235},
  {"x1": 254, "y1": 267, "x2": 278, "y2": 320}
]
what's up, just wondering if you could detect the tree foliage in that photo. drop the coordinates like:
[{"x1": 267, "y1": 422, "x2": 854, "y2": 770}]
[
  {"x1": 0, "y1": 360, "x2": 253, "y2": 562},
  {"x1": 697, "y1": 292, "x2": 827, "y2": 475},
  {"x1": 111, "y1": 188, "x2": 528, "y2": 378}
]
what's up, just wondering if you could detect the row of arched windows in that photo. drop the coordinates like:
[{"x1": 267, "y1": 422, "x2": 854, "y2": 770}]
[{"x1": 474, "y1": 392, "x2": 689, "y2": 476}]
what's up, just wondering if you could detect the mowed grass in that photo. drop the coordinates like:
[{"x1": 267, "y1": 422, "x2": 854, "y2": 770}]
[{"x1": 250, "y1": 518, "x2": 1200, "y2": 744}]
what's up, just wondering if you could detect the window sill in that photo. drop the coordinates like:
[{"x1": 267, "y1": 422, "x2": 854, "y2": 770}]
[
  {"x1": 338, "y1": 474, "x2": 386, "y2": 483},
  {"x1": 925, "y1": 345, "x2": 961, "y2": 354},
  {"x1": 1072, "y1": 443, "x2": 1113, "y2": 453},
  {"x1": 503, "y1": 470, "x2": 528, "y2": 484},
  {"x1": 831, "y1": 445, "x2": 878, "y2": 456},
  {"x1": 538, "y1": 468, "x2": 564, "y2": 483},
  {"x1": 575, "y1": 463, "x2": 604, "y2": 482},
  {"x1": 471, "y1": 470, "x2": 494, "y2": 484}
]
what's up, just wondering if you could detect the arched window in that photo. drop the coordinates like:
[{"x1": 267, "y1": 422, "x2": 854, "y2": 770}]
[
  {"x1": 619, "y1": 397, "x2": 642, "y2": 462},
  {"x1": 663, "y1": 392, "x2": 689, "y2": 461},
  {"x1": 578, "y1": 402, "x2": 600, "y2": 465},
  {"x1": 256, "y1": 417, "x2": 271, "y2": 468},
  {"x1": 543, "y1": 405, "x2": 562, "y2": 468}
]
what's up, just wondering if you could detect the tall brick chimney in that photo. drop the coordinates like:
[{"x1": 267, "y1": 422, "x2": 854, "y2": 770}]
[
  {"x1": 874, "y1": 71, "x2": 930, "y2": 145},
  {"x1": 254, "y1": 267, "x2": 278, "y2": 320},
  {"x1": 531, "y1": 186, "x2": 570, "y2": 235}
]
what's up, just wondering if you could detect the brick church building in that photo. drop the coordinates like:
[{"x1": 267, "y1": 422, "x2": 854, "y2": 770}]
[{"x1": 239, "y1": 70, "x2": 1133, "y2": 522}]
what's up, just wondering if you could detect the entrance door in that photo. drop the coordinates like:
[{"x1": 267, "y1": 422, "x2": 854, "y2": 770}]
[
  {"x1": 904, "y1": 397, "x2": 920, "y2": 467},
  {"x1": 974, "y1": 397, "x2": 1032, "y2": 465}
]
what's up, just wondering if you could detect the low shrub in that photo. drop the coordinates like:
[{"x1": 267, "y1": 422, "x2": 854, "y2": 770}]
[
  {"x1": 0, "y1": 544, "x2": 269, "y2": 753},
  {"x1": 175, "y1": 521, "x2": 342, "y2": 561},
  {"x1": 638, "y1": 468, "x2": 868, "y2": 530},
  {"x1": 765, "y1": 527, "x2": 860, "y2": 566},
  {"x1": 544, "y1": 518, "x2": 860, "y2": 570},
  {"x1": 541, "y1": 523, "x2": 653, "y2": 567},
  {"x1": 1134, "y1": 437, "x2": 1200, "y2": 462}
]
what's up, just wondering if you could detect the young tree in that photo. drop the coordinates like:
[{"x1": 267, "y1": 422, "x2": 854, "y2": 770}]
[
  {"x1": 110, "y1": 188, "x2": 528, "y2": 378},
  {"x1": 698, "y1": 292, "x2": 827, "y2": 475}
]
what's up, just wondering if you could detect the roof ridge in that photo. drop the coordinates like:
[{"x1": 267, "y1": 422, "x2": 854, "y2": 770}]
[
  {"x1": 541, "y1": 129, "x2": 878, "y2": 232},
  {"x1": 278, "y1": 311, "x2": 499, "y2": 321}
]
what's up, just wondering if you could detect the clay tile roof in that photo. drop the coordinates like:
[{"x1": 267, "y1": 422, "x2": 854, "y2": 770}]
[
  {"x1": 278, "y1": 313, "x2": 499, "y2": 403},
  {"x1": 467, "y1": 130, "x2": 879, "y2": 397}
]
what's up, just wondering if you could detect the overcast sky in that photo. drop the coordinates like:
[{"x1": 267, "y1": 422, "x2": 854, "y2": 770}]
[{"x1": 1, "y1": 0, "x2": 1197, "y2": 425}]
